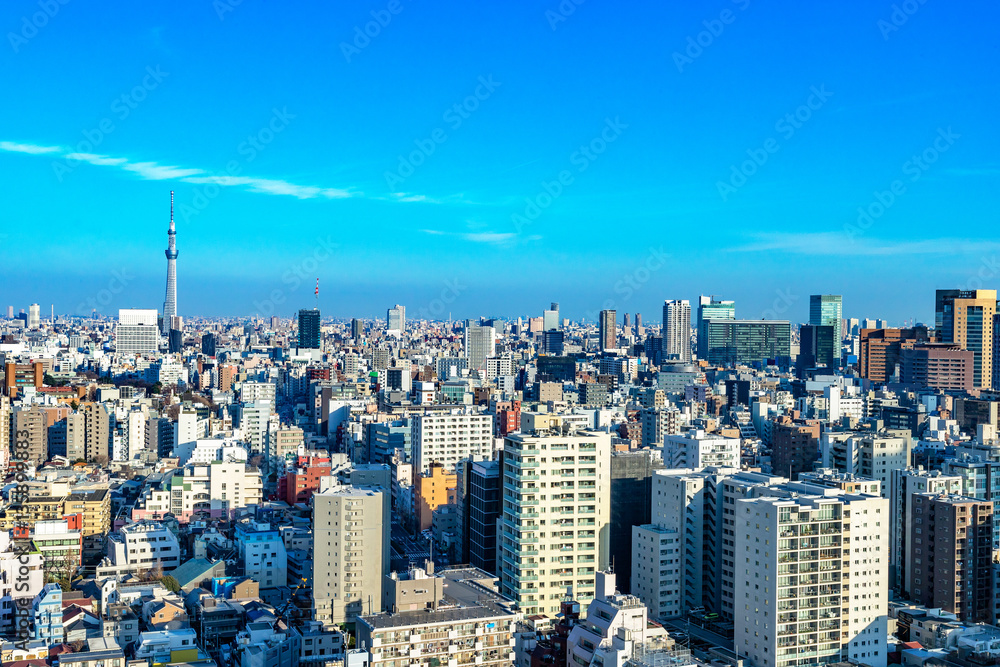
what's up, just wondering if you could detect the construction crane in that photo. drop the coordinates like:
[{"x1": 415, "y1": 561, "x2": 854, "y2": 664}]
[{"x1": 276, "y1": 577, "x2": 309, "y2": 625}]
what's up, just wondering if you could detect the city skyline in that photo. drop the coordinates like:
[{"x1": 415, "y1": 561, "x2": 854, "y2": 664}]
[{"x1": 1, "y1": 2, "x2": 998, "y2": 321}]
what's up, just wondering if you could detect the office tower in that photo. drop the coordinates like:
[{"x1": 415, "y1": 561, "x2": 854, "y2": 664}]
[
  {"x1": 297, "y1": 308, "x2": 320, "y2": 349},
  {"x1": 936, "y1": 289, "x2": 998, "y2": 389},
  {"x1": 541, "y1": 329, "x2": 565, "y2": 355},
  {"x1": 598, "y1": 309, "x2": 616, "y2": 351},
  {"x1": 168, "y1": 316, "x2": 183, "y2": 354},
  {"x1": 201, "y1": 333, "x2": 217, "y2": 357},
  {"x1": 499, "y1": 429, "x2": 611, "y2": 616},
  {"x1": 907, "y1": 494, "x2": 992, "y2": 623},
  {"x1": 312, "y1": 484, "x2": 389, "y2": 625},
  {"x1": 411, "y1": 413, "x2": 493, "y2": 475},
  {"x1": 890, "y1": 468, "x2": 962, "y2": 592},
  {"x1": 858, "y1": 326, "x2": 931, "y2": 383},
  {"x1": 798, "y1": 324, "x2": 836, "y2": 369},
  {"x1": 662, "y1": 430, "x2": 740, "y2": 468},
  {"x1": 5, "y1": 306, "x2": 12, "y2": 318},
  {"x1": 116, "y1": 309, "x2": 159, "y2": 354},
  {"x1": 464, "y1": 322, "x2": 496, "y2": 371},
  {"x1": 702, "y1": 319, "x2": 791, "y2": 366},
  {"x1": 543, "y1": 302, "x2": 560, "y2": 331},
  {"x1": 459, "y1": 459, "x2": 501, "y2": 574},
  {"x1": 899, "y1": 343, "x2": 974, "y2": 391},
  {"x1": 697, "y1": 295, "x2": 735, "y2": 358},
  {"x1": 161, "y1": 191, "x2": 178, "y2": 335},
  {"x1": 635, "y1": 313, "x2": 642, "y2": 329},
  {"x1": 623, "y1": 312, "x2": 630, "y2": 329},
  {"x1": 809, "y1": 294, "x2": 843, "y2": 347},
  {"x1": 662, "y1": 299, "x2": 691, "y2": 362},
  {"x1": 770, "y1": 417, "x2": 820, "y2": 479},
  {"x1": 27, "y1": 303, "x2": 40, "y2": 330},
  {"x1": 351, "y1": 318, "x2": 363, "y2": 339},
  {"x1": 386, "y1": 304, "x2": 405, "y2": 335},
  {"x1": 734, "y1": 492, "x2": 889, "y2": 667},
  {"x1": 609, "y1": 449, "x2": 662, "y2": 594}
]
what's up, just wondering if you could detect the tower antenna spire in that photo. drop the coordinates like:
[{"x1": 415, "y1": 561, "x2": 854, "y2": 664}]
[{"x1": 170, "y1": 190, "x2": 174, "y2": 225}]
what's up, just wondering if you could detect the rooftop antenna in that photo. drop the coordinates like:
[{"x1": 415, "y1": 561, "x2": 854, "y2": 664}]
[{"x1": 315, "y1": 278, "x2": 319, "y2": 308}]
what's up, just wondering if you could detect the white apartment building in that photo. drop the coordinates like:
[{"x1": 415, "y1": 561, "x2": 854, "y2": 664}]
[
  {"x1": 173, "y1": 438, "x2": 248, "y2": 466},
  {"x1": 498, "y1": 430, "x2": 612, "y2": 617},
  {"x1": 132, "y1": 462, "x2": 263, "y2": 522},
  {"x1": 240, "y1": 381, "x2": 277, "y2": 404},
  {"x1": 0, "y1": 531, "x2": 45, "y2": 635},
  {"x1": 820, "y1": 431, "x2": 912, "y2": 497},
  {"x1": 313, "y1": 484, "x2": 389, "y2": 626},
  {"x1": 465, "y1": 324, "x2": 496, "y2": 372},
  {"x1": 663, "y1": 431, "x2": 740, "y2": 469},
  {"x1": 640, "y1": 408, "x2": 684, "y2": 448},
  {"x1": 96, "y1": 521, "x2": 181, "y2": 578},
  {"x1": 235, "y1": 520, "x2": 288, "y2": 589},
  {"x1": 566, "y1": 571, "x2": 655, "y2": 667},
  {"x1": 411, "y1": 412, "x2": 494, "y2": 475},
  {"x1": 734, "y1": 491, "x2": 888, "y2": 667}
]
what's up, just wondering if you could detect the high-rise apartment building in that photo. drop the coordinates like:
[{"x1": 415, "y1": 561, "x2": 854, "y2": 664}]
[
  {"x1": 14, "y1": 406, "x2": 48, "y2": 465},
  {"x1": 498, "y1": 429, "x2": 611, "y2": 616},
  {"x1": 936, "y1": 289, "x2": 997, "y2": 389},
  {"x1": 312, "y1": 484, "x2": 389, "y2": 625},
  {"x1": 387, "y1": 304, "x2": 405, "y2": 335},
  {"x1": 351, "y1": 318, "x2": 363, "y2": 340},
  {"x1": 662, "y1": 300, "x2": 692, "y2": 362},
  {"x1": 770, "y1": 417, "x2": 820, "y2": 480},
  {"x1": 819, "y1": 431, "x2": 911, "y2": 496},
  {"x1": 662, "y1": 430, "x2": 740, "y2": 469},
  {"x1": 734, "y1": 491, "x2": 889, "y2": 667},
  {"x1": 697, "y1": 296, "x2": 735, "y2": 359},
  {"x1": 809, "y1": 294, "x2": 843, "y2": 347},
  {"x1": 116, "y1": 309, "x2": 160, "y2": 355},
  {"x1": 890, "y1": 468, "x2": 962, "y2": 592},
  {"x1": 907, "y1": 494, "x2": 993, "y2": 624},
  {"x1": 598, "y1": 309, "x2": 617, "y2": 351},
  {"x1": 297, "y1": 308, "x2": 321, "y2": 349},
  {"x1": 410, "y1": 412, "x2": 493, "y2": 475}
]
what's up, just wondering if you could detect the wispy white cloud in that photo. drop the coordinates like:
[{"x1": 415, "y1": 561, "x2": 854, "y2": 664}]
[
  {"x1": 64, "y1": 153, "x2": 129, "y2": 166},
  {"x1": 463, "y1": 232, "x2": 515, "y2": 243},
  {"x1": 733, "y1": 232, "x2": 1000, "y2": 257},
  {"x1": 1, "y1": 140, "x2": 358, "y2": 201},
  {"x1": 0, "y1": 141, "x2": 62, "y2": 154}
]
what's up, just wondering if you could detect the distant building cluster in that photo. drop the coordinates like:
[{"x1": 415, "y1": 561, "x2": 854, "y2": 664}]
[{"x1": 4, "y1": 241, "x2": 1000, "y2": 667}]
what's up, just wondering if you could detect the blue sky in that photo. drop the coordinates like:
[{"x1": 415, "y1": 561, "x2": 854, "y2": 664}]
[{"x1": 1, "y1": 0, "x2": 998, "y2": 324}]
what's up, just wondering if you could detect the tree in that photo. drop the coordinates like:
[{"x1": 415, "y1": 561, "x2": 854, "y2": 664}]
[{"x1": 160, "y1": 575, "x2": 181, "y2": 594}]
